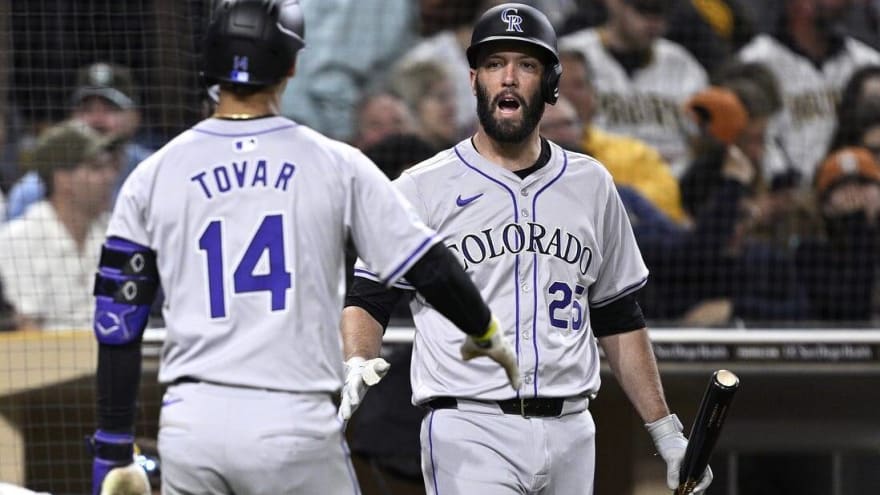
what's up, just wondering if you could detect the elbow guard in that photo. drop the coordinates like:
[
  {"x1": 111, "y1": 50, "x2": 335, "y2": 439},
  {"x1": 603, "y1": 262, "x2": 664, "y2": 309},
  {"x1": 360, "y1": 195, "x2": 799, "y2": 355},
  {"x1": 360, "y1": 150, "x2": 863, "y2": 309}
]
[{"x1": 93, "y1": 237, "x2": 159, "y2": 345}]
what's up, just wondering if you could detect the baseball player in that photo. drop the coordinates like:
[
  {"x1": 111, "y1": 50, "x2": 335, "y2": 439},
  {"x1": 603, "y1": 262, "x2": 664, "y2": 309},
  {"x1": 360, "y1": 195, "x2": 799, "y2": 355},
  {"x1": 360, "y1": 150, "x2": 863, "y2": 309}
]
[
  {"x1": 340, "y1": 4, "x2": 712, "y2": 494},
  {"x1": 88, "y1": 1, "x2": 519, "y2": 494}
]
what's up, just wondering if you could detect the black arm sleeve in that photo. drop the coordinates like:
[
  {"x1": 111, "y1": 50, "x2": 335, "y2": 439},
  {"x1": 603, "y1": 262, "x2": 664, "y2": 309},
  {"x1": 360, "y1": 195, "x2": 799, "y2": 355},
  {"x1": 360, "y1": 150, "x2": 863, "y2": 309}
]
[
  {"x1": 590, "y1": 292, "x2": 646, "y2": 338},
  {"x1": 345, "y1": 244, "x2": 491, "y2": 336},
  {"x1": 403, "y1": 244, "x2": 491, "y2": 336},
  {"x1": 96, "y1": 341, "x2": 142, "y2": 434},
  {"x1": 345, "y1": 278, "x2": 407, "y2": 329}
]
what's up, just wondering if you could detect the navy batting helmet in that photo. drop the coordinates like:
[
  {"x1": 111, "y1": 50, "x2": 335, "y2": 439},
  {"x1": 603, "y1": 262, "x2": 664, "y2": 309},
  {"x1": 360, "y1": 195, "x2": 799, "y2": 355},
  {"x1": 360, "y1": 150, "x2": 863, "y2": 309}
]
[
  {"x1": 203, "y1": 0, "x2": 305, "y2": 87},
  {"x1": 466, "y1": 3, "x2": 562, "y2": 104}
]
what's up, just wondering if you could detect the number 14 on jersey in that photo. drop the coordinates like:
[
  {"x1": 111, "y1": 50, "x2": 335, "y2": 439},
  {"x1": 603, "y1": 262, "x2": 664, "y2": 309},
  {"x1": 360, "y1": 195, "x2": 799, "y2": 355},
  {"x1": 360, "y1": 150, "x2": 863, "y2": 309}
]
[{"x1": 198, "y1": 214, "x2": 291, "y2": 318}]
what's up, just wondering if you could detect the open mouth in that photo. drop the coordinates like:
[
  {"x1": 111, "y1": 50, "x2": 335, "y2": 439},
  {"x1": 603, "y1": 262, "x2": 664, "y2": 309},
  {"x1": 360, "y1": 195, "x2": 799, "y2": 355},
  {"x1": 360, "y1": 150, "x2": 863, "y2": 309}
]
[{"x1": 497, "y1": 95, "x2": 522, "y2": 114}]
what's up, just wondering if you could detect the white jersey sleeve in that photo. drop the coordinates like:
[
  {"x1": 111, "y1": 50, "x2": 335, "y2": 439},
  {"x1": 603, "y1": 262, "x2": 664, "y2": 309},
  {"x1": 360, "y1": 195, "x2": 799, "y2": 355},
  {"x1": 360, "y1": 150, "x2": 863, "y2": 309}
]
[
  {"x1": 346, "y1": 148, "x2": 438, "y2": 286},
  {"x1": 589, "y1": 180, "x2": 649, "y2": 307}
]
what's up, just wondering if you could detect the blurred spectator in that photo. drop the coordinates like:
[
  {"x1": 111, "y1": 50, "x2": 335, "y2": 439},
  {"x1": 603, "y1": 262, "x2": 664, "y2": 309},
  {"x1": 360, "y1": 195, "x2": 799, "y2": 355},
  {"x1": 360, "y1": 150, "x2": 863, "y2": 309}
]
[
  {"x1": 362, "y1": 133, "x2": 436, "y2": 180},
  {"x1": 390, "y1": 61, "x2": 460, "y2": 150},
  {"x1": 351, "y1": 91, "x2": 415, "y2": 151},
  {"x1": 664, "y1": 0, "x2": 757, "y2": 73},
  {"x1": 798, "y1": 146, "x2": 880, "y2": 320},
  {"x1": 5, "y1": 62, "x2": 153, "y2": 220},
  {"x1": 678, "y1": 83, "x2": 771, "y2": 216},
  {"x1": 279, "y1": 0, "x2": 417, "y2": 141},
  {"x1": 539, "y1": 95, "x2": 585, "y2": 152},
  {"x1": 829, "y1": 63, "x2": 880, "y2": 150},
  {"x1": 560, "y1": 0, "x2": 709, "y2": 176},
  {"x1": 738, "y1": 0, "x2": 880, "y2": 186},
  {"x1": 558, "y1": 49, "x2": 688, "y2": 223},
  {"x1": 0, "y1": 121, "x2": 121, "y2": 330},
  {"x1": 396, "y1": 0, "x2": 493, "y2": 136}
]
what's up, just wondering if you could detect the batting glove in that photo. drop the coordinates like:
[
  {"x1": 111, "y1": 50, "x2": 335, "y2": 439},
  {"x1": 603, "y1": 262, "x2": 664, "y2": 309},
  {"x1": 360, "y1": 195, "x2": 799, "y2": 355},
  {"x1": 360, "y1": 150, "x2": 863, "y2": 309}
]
[
  {"x1": 460, "y1": 316, "x2": 522, "y2": 390},
  {"x1": 338, "y1": 356, "x2": 391, "y2": 421},
  {"x1": 89, "y1": 431, "x2": 151, "y2": 495},
  {"x1": 646, "y1": 414, "x2": 713, "y2": 494}
]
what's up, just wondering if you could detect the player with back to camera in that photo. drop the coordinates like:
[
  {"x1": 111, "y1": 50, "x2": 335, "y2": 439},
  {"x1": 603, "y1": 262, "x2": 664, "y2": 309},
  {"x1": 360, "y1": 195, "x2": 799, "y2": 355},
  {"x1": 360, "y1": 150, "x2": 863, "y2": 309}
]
[
  {"x1": 339, "y1": 3, "x2": 713, "y2": 494},
  {"x1": 87, "y1": 1, "x2": 520, "y2": 493}
]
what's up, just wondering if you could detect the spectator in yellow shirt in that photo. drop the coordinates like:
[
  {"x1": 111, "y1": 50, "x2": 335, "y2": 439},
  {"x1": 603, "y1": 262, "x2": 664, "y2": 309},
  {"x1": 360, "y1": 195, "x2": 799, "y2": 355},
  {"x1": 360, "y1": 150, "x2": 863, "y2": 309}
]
[{"x1": 558, "y1": 49, "x2": 688, "y2": 223}]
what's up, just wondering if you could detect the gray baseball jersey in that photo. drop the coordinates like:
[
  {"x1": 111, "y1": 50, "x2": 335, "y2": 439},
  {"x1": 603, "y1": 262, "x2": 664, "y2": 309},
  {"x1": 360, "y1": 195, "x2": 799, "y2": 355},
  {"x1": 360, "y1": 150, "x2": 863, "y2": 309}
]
[
  {"x1": 107, "y1": 116, "x2": 436, "y2": 392},
  {"x1": 559, "y1": 28, "x2": 708, "y2": 176},
  {"x1": 355, "y1": 138, "x2": 648, "y2": 404},
  {"x1": 738, "y1": 34, "x2": 880, "y2": 180}
]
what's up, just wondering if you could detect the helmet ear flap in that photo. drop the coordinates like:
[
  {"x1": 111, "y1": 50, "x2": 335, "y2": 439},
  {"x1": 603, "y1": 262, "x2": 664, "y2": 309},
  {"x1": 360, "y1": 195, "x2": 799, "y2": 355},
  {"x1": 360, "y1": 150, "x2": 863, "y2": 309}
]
[{"x1": 543, "y1": 61, "x2": 562, "y2": 104}]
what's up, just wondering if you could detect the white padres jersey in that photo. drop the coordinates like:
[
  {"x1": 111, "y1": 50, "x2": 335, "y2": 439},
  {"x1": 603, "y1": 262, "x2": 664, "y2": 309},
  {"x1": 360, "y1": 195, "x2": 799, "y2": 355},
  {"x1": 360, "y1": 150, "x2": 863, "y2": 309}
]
[
  {"x1": 355, "y1": 139, "x2": 648, "y2": 403},
  {"x1": 738, "y1": 34, "x2": 880, "y2": 179},
  {"x1": 560, "y1": 28, "x2": 708, "y2": 176},
  {"x1": 107, "y1": 116, "x2": 436, "y2": 392}
]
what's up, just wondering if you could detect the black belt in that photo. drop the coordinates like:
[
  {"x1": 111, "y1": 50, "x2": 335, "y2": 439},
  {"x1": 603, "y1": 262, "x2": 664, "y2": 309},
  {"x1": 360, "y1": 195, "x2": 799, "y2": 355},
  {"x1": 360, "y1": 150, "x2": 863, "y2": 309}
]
[{"x1": 426, "y1": 396, "x2": 570, "y2": 417}]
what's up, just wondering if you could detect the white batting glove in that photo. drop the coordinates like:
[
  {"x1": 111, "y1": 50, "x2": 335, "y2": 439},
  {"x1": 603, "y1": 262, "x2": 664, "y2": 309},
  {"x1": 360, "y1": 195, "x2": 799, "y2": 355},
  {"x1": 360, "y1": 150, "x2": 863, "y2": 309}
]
[
  {"x1": 338, "y1": 356, "x2": 391, "y2": 421},
  {"x1": 100, "y1": 463, "x2": 150, "y2": 495},
  {"x1": 460, "y1": 316, "x2": 521, "y2": 390},
  {"x1": 646, "y1": 414, "x2": 713, "y2": 494}
]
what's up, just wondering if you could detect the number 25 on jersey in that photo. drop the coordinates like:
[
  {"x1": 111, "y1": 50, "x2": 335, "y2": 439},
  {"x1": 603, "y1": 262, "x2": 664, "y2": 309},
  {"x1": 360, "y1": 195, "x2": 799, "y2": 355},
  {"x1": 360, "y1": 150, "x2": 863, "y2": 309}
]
[{"x1": 198, "y1": 214, "x2": 291, "y2": 318}]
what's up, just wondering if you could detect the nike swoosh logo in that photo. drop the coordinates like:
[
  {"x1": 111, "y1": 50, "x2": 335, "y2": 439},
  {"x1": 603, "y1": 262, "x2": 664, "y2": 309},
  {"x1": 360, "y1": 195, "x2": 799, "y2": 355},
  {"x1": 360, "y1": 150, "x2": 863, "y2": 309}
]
[{"x1": 456, "y1": 193, "x2": 483, "y2": 207}]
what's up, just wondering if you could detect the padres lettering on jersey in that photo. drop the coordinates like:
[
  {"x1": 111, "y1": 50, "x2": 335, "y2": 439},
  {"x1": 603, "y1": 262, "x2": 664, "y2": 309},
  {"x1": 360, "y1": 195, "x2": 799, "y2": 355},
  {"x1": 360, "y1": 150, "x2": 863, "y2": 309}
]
[
  {"x1": 355, "y1": 139, "x2": 648, "y2": 403},
  {"x1": 107, "y1": 116, "x2": 436, "y2": 393},
  {"x1": 559, "y1": 28, "x2": 708, "y2": 176},
  {"x1": 738, "y1": 34, "x2": 880, "y2": 178}
]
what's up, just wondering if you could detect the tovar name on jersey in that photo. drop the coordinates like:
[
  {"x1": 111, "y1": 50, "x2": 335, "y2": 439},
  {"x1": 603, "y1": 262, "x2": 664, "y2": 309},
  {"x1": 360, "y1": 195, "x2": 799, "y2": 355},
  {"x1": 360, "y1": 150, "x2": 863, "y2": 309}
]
[
  {"x1": 446, "y1": 222, "x2": 594, "y2": 275},
  {"x1": 189, "y1": 159, "x2": 296, "y2": 199}
]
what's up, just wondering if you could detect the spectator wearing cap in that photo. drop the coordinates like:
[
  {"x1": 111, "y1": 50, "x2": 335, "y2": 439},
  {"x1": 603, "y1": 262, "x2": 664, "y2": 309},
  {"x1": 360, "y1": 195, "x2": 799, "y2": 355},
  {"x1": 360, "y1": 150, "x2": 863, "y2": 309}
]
[
  {"x1": 0, "y1": 120, "x2": 122, "y2": 330},
  {"x1": 5, "y1": 62, "x2": 153, "y2": 220},
  {"x1": 796, "y1": 146, "x2": 880, "y2": 321}
]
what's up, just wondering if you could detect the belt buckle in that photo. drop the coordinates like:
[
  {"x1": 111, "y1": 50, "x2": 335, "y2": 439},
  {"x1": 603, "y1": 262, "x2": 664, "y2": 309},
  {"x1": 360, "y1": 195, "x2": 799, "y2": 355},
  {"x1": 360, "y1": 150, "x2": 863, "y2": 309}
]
[{"x1": 519, "y1": 398, "x2": 529, "y2": 419}]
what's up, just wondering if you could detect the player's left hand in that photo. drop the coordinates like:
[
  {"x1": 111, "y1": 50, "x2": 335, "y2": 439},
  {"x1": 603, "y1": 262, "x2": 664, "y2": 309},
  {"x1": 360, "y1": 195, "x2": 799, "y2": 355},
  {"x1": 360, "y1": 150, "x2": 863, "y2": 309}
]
[
  {"x1": 460, "y1": 316, "x2": 521, "y2": 390},
  {"x1": 645, "y1": 413, "x2": 713, "y2": 494},
  {"x1": 338, "y1": 356, "x2": 391, "y2": 421}
]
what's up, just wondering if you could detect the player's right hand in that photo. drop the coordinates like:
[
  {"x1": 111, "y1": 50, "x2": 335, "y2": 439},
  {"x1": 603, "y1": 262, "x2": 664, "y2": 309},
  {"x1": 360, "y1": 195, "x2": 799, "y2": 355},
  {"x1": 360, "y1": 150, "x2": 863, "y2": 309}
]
[
  {"x1": 99, "y1": 464, "x2": 151, "y2": 495},
  {"x1": 645, "y1": 413, "x2": 713, "y2": 494},
  {"x1": 460, "y1": 316, "x2": 521, "y2": 390},
  {"x1": 338, "y1": 356, "x2": 391, "y2": 421}
]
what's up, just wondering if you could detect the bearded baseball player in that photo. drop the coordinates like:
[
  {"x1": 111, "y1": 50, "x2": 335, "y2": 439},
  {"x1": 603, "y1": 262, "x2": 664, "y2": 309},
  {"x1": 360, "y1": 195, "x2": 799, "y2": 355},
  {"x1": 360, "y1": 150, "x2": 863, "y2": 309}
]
[
  {"x1": 341, "y1": 4, "x2": 712, "y2": 494},
  {"x1": 88, "y1": 1, "x2": 519, "y2": 493}
]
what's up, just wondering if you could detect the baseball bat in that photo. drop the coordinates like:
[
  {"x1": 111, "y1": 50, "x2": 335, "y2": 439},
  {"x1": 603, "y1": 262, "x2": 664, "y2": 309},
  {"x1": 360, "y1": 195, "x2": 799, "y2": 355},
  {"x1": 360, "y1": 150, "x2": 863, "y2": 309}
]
[{"x1": 674, "y1": 369, "x2": 740, "y2": 495}]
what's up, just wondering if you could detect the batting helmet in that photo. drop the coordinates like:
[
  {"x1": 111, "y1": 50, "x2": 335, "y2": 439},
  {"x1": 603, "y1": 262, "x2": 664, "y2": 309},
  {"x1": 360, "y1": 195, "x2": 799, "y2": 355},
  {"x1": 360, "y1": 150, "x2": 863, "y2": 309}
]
[
  {"x1": 203, "y1": 0, "x2": 305, "y2": 87},
  {"x1": 466, "y1": 3, "x2": 562, "y2": 104}
]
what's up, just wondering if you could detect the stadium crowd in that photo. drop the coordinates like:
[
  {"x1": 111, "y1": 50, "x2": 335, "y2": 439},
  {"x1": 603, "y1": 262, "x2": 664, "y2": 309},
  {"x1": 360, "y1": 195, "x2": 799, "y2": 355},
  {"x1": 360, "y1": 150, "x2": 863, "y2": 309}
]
[{"x1": 1, "y1": 0, "x2": 879, "y2": 332}]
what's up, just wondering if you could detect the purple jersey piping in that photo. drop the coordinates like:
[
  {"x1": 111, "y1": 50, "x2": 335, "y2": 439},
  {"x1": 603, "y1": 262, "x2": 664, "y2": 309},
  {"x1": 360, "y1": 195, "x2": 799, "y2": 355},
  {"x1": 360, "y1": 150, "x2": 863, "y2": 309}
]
[
  {"x1": 191, "y1": 123, "x2": 298, "y2": 137},
  {"x1": 529, "y1": 150, "x2": 568, "y2": 397},
  {"x1": 590, "y1": 276, "x2": 648, "y2": 307},
  {"x1": 428, "y1": 411, "x2": 440, "y2": 494},
  {"x1": 382, "y1": 235, "x2": 436, "y2": 286},
  {"x1": 454, "y1": 145, "x2": 522, "y2": 392}
]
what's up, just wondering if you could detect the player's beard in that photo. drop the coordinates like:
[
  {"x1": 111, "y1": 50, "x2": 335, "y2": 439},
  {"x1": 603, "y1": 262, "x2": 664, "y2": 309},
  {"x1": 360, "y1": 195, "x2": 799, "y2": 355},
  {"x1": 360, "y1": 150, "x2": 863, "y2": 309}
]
[{"x1": 476, "y1": 80, "x2": 545, "y2": 144}]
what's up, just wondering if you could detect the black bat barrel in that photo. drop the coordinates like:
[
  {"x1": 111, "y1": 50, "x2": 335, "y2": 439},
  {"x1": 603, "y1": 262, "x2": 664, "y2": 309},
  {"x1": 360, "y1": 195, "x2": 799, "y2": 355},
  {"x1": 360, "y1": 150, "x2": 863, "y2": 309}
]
[{"x1": 675, "y1": 369, "x2": 740, "y2": 495}]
